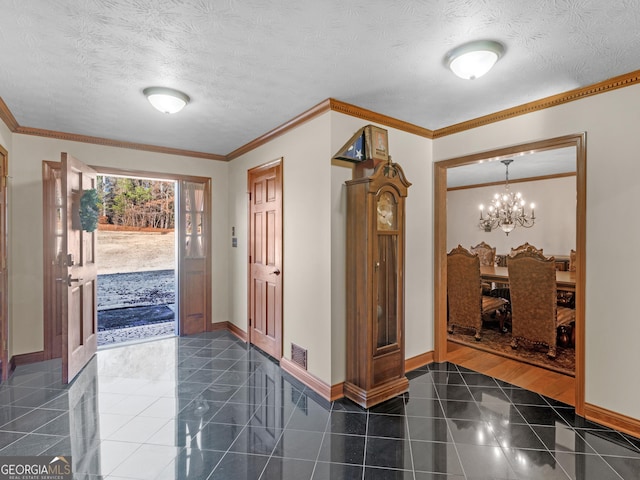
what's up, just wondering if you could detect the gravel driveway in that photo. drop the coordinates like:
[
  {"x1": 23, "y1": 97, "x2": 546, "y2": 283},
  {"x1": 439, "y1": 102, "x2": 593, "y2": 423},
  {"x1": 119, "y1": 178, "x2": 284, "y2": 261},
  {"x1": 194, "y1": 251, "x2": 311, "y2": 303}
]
[{"x1": 96, "y1": 230, "x2": 176, "y2": 345}]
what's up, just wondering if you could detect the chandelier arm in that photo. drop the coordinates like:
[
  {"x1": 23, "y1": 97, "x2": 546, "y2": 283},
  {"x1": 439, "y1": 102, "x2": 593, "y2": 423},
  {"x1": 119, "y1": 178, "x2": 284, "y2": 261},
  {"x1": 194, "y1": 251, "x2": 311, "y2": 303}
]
[{"x1": 477, "y1": 159, "x2": 536, "y2": 235}]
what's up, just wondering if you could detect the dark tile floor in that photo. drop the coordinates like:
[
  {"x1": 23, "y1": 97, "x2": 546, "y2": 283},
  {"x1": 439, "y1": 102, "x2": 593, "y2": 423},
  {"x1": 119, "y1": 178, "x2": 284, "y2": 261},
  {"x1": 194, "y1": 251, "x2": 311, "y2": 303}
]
[{"x1": 1, "y1": 331, "x2": 639, "y2": 479}]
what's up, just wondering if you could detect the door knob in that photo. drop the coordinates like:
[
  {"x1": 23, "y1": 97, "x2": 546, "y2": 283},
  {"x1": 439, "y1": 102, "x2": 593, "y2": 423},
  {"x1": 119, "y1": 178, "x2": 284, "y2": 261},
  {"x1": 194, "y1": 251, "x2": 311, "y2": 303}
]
[
  {"x1": 272, "y1": 269, "x2": 281, "y2": 276},
  {"x1": 56, "y1": 274, "x2": 83, "y2": 287}
]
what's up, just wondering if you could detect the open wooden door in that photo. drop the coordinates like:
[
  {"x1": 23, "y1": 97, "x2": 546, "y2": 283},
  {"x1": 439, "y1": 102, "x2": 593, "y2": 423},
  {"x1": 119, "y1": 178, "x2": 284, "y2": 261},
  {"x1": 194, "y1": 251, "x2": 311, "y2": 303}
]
[
  {"x1": 178, "y1": 179, "x2": 211, "y2": 335},
  {"x1": 248, "y1": 160, "x2": 283, "y2": 359},
  {"x1": 61, "y1": 153, "x2": 98, "y2": 384}
]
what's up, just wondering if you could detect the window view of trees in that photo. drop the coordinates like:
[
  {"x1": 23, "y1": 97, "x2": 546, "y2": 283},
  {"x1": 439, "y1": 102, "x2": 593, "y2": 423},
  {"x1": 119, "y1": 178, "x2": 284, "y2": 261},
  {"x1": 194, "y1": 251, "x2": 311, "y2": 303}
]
[{"x1": 97, "y1": 176, "x2": 175, "y2": 229}]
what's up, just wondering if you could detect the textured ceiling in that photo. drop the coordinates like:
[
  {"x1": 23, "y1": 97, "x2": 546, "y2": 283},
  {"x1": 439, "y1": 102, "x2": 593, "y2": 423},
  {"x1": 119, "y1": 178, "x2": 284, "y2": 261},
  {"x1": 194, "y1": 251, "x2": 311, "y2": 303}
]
[{"x1": 1, "y1": 0, "x2": 640, "y2": 157}]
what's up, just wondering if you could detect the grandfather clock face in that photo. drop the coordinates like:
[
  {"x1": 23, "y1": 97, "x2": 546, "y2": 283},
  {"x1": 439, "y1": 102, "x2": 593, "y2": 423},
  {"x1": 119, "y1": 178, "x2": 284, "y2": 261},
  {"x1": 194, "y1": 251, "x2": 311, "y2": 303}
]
[{"x1": 376, "y1": 192, "x2": 397, "y2": 230}]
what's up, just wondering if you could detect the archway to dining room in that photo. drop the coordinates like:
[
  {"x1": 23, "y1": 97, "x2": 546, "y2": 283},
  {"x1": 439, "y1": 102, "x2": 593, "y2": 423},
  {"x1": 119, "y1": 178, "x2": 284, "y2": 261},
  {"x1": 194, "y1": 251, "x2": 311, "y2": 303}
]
[{"x1": 433, "y1": 133, "x2": 586, "y2": 414}]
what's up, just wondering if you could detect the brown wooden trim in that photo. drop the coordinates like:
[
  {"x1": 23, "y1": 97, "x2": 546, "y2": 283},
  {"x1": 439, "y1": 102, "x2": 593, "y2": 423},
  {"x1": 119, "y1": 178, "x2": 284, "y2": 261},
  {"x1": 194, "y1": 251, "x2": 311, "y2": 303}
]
[
  {"x1": 0, "y1": 98, "x2": 19, "y2": 131},
  {"x1": 331, "y1": 158, "x2": 356, "y2": 170},
  {"x1": 11, "y1": 351, "x2": 45, "y2": 366},
  {"x1": 447, "y1": 171, "x2": 576, "y2": 192},
  {"x1": 574, "y1": 132, "x2": 587, "y2": 416},
  {"x1": 433, "y1": 161, "x2": 448, "y2": 362},
  {"x1": 226, "y1": 321, "x2": 248, "y2": 342},
  {"x1": 3, "y1": 70, "x2": 640, "y2": 163},
  {"x1": 14, "y1": 126, "x2": 226, "y2": 161},
  {"x1": 280, "y1": 356, "x2": 342, "y2": 401},
  {"x1": 585, "y1": 403, "x2": 640, "y2": 439},
  {"x1": 227, "y1": 98, "x2": 434, "y2": 161},
  {"x1": 209, "y1": 322, "x2": 228, "y2": 332},
  {"x1": 330, "y1": 382, "x2": 345, "y2": 401},
  {"x1": 434, "y1": 133, "x2": 587, "y2": 412},
  {"x1": 227, "y1": 99, "x2": 333, "y2": 160},
  {"x1": 329, "y1": 99, "x2": 433, "y2": 139},
  {"x1": 405, "y1": 351, "x2": 434, "y2": 371},
  {"x1": 93, "y1": 166, "x2": 211, "y2": 183},
  {"x1": 0, "y1": 145, "x2": 7, "y2": 381},
  {"x1": 437, "y1": 134, "x2": 585, "y2": 168},
  {"x1": 434, "y1": 70, "x2": 640, "y2": 138}
]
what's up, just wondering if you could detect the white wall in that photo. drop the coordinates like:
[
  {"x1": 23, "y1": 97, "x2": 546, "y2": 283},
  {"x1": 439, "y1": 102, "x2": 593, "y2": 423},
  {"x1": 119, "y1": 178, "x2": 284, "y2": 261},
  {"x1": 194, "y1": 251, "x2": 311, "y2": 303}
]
[
  {"x1": 0, "y1": 121, "x2": 11, "y2": 151},
  {"x1": 433, "y1": 83, "x2": 640, "y2": 420},
  {"x1": 447, "y1": 176, "x2": 576, "y2": 256},
  {"x1": 0, "y1": 122, "x2": 12, "y2": 357},
  {"x1": 228, "y1": 111, "x2": 432, "y2": 386},
  {"x1": 10, "y1": 134, "x2": 229, "y2": 356},
  {"x1": 6, "y1": 81, "x2": 640, "y2": 424},
  {"x1": 329, "y1": 112, "x2": 433, "y2": 384},
  {"x1": 227, "y1": 113, "x2": 334, "y2": 384}
]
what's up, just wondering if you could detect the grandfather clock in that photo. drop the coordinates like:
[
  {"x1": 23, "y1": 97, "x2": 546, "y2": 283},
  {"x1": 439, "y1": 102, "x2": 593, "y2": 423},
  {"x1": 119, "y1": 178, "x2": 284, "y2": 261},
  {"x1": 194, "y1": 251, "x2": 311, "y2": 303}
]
[{"x1": 344, "y1": 159, "x2": 411, "y2": 408}]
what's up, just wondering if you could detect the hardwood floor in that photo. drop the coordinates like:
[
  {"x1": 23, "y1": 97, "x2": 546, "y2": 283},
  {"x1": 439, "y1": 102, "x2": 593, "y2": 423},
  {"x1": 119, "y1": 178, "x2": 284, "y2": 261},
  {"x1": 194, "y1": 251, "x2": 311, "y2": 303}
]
[{"x1": 447, "y1": 341, "x2": 575, "y2": 406}]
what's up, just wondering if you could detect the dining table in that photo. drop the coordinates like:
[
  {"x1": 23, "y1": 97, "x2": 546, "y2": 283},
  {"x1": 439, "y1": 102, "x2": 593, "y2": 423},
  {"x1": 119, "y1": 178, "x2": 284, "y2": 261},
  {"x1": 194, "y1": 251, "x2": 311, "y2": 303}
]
[{"x1": 480, "y1": 265, "x2": 576, "y2": 292}]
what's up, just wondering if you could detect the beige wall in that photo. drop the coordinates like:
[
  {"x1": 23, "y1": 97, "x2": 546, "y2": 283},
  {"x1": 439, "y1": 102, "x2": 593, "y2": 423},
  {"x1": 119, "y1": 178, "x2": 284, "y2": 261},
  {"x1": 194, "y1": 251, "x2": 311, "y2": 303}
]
[
  {"x1": 433, "y1": 83, "x2": 640, "y2": 420},
  {"x1": 9, "y1": 134, "x2": 229, "y2": 356},
  {"x1": 228, "y1": 113, "x2": 334, "y2": 384},
  {"x1": 330, "y1": 112, "x2": 433, "y2": 384},
  {"x1": 0, "y1": 121, "x2": 12, "y2": 151},
  {"x1": 4, "y1": 81, "x2": 640, "y2": 424},
  {"x1": 447, "y1": 176, "x2": 576, "y2": 255}
]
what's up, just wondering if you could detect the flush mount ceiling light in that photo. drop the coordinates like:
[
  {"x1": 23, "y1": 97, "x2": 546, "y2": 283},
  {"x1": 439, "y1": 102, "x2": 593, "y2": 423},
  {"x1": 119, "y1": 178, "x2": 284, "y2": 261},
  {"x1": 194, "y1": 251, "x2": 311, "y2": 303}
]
[
  {"x1": 444, "y1": 40, "x2": 504, "y2": 80},
  {"x1": 143, "y1": 87, "x2": 190, "y2": 114}
]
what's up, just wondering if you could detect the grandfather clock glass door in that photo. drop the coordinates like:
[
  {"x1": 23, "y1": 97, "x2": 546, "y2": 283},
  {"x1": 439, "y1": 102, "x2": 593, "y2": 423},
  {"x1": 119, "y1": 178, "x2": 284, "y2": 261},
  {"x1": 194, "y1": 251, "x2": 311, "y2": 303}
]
[{"x1": 375, "y1": 190, "x2": 399, "y2": 351}]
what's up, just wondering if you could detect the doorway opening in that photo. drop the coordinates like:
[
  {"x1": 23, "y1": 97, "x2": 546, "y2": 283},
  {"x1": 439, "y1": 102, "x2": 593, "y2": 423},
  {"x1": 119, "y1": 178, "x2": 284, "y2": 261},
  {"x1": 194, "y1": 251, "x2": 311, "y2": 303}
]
[
  {"x1": 43, "y1": 157, "x2": 212, "y2": 382},
  {"x1": 96, "y1": 175, "x2": 177, "y2": 347},
  {"x1": 434, "y1": 133, "x2": 586, "y2": 413}
]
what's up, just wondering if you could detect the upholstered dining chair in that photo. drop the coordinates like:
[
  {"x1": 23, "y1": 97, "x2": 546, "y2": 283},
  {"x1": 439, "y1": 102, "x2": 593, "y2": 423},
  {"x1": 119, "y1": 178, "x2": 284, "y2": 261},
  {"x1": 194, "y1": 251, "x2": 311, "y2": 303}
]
[
  {"x1": 508, "y1": 247, "x2": 575, "y2": 358},
  {"x1": 470, "y1": 241, "x2": 496, "y2": 266},
  {"x1": 510, "y1": 242, "x2": 543, "y2": 257},
  {"x1": 470, "y1": 241, "x2": 496, "y2": 294},
  {"x1": 447, "y1": 245, "x2": 509, "y2": 341},
  {"x1": 569, "y1": 249, "x2": 576, "y2": 272}
]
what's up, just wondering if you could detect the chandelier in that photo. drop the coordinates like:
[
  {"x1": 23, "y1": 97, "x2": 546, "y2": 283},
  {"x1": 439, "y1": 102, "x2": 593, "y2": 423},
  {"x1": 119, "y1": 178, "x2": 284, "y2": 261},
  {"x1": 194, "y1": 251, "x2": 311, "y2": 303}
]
[{"x1": 478, "y1": 159, "x2": 536, "y2": 235}]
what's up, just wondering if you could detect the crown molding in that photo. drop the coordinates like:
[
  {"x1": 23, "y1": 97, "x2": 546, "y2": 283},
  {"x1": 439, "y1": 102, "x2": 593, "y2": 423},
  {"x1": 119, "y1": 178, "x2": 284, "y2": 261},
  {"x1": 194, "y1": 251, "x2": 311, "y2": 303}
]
[
  {"x1": 225, "y1": 99, "x2": 333, "y2": 160},
  {"x1": 433, "y1": 69, "x2": 640, "y2": 138},
  {"x1": 225, "y1": 98, "x2": 433, "y2": 161},
  {"x1": 0, "y1": 98, "x2": 19, "y2": 132},
  {"x1": 14, "y1": 125, "x2": 226, "y2": 161},
  {"x1": 3, "y1": 69, "x2": 640, "y2": 160},
  {"x1": 329, "y1": 98, "x2": 433, "y2": 139}
]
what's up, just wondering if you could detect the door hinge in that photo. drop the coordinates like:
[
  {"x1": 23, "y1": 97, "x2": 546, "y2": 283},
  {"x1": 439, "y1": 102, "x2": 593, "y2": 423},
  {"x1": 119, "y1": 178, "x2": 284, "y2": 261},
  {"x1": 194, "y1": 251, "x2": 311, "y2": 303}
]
[
  {"x1": 248, "y1": 192, "x2": 252, "y2": 201},
  {"x1": 248, "y1": 318, "x2": 252, "y2": 326}
]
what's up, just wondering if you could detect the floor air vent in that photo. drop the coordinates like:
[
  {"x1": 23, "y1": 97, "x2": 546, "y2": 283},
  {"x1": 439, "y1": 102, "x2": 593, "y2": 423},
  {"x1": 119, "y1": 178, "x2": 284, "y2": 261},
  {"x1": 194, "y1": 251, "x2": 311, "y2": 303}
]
[{"x1": 291, "y1": 343, "x2": 307, "y2": 370}]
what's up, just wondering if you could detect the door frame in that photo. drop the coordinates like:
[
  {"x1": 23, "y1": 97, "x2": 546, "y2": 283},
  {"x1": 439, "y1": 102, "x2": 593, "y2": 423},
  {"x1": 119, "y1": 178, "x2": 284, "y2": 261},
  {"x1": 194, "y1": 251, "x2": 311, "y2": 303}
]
[
  {"x1": 0, "y1": 145, "x2": 7, "y2": 381},
  {"x1": 247, "y1": 158, "x2": 283, "y2": 359},
  {"x1": 433, "y1": 133, "x2": 586, "y2": 415},
  {"x1": 43, "y1": 164, "x2": 213, "y2": 358}
]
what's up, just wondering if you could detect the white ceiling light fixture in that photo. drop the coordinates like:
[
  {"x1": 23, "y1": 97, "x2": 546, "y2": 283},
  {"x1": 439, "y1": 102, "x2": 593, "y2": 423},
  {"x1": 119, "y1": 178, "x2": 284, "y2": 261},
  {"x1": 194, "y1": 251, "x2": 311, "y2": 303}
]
[
  {"x1": 445, "y1": 40, "x2": 505, "y2": 80},
  {"x1": 143, "y1": 87, "x2": 190, "y2": 114}
]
